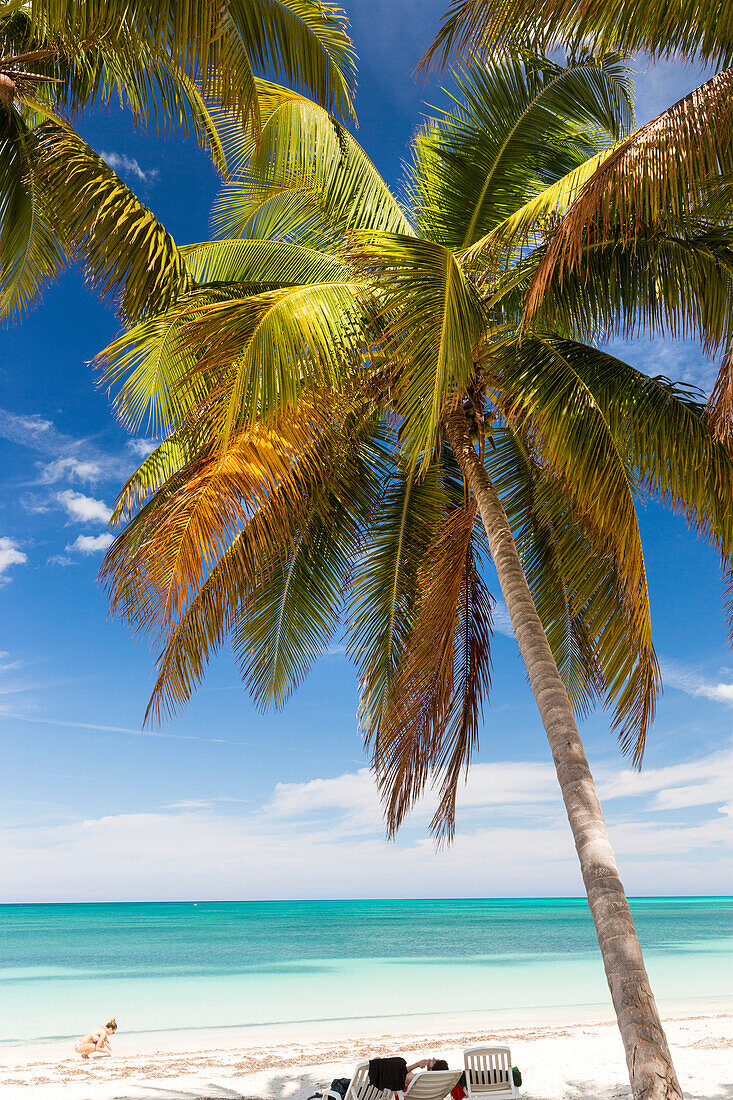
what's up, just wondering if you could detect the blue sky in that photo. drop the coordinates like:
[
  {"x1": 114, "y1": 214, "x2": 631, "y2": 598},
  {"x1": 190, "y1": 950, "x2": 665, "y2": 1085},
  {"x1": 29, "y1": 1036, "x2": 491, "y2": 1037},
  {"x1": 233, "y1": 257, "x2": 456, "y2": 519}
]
[{"x1": 1, "y1": 2, "x2": 732, "y2": 902}]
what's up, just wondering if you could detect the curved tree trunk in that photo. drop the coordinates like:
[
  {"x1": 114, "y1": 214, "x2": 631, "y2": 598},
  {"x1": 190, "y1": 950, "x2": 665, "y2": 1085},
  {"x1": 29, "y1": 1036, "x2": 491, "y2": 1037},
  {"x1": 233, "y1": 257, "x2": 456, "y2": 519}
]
[{"x1": 444, "y1": 406, "x2": 682, "y2": 1100}]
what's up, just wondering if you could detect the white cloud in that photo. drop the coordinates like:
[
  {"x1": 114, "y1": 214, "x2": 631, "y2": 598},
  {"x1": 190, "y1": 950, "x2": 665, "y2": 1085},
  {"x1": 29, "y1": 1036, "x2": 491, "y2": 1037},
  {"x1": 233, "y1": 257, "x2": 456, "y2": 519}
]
[
  {"x1": 100, "y1": 150, "x2": 159, "y2": 184},
  {"x1": 39, "y1": 456, "x2": 104, "y2": 485},
  {"x1": 0, "y1": 406, "x2": 141, "y2": 487},
  {"x1": 1, "y1": 742, "x2": 732, "y2": 901},
  {"x1": 0, "y1": 537, "x2": 27, "y2": 581},
  {"x1": 65, "y1": 533, "x2": 114, "y2": 554},
  {"x1": 57, "y1": 490, "x2": 111, "y2": 524},
  {"x1": 46, "y1": 554, "x2": 75, "y2": 567},
  {"x1": 603, "y1": 337, "x2": 718, "y2": 396},
  {"x1": 492, "y1": 599, "x2": 514, "y2": 638},
  {"x1": 662, "y1": 661, "x2": 733, "y2": 704},
  {"x1": 127, "y1": 438, "x2": 158, "y2": 458}
]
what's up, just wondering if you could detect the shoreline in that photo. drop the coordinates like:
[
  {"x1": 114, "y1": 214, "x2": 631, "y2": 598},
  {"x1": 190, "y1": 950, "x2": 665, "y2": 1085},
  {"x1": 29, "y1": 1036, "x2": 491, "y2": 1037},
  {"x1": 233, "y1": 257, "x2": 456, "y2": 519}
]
[{"x1": 1, "y1": 1010, "x2": 731, "y2": 1099}]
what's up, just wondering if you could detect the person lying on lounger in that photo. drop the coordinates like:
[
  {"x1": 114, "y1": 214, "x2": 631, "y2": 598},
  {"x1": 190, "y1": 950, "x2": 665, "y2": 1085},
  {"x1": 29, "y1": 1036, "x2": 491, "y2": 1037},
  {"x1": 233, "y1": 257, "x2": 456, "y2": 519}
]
[
  {"x1": 405, "y1": 1058, "x2": 449, "y2": 1089},
  {"x1": 74, "y1": 1018, "x2": 117, "y2": 1059},
  {"x1": 368, "y1": 1055, "x2": 450, "y2": 1092}
]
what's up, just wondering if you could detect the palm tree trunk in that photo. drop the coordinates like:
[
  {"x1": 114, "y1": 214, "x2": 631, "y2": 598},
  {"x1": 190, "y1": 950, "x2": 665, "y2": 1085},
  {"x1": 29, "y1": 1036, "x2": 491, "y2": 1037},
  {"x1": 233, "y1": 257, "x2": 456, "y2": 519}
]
[{"x1": 444, "y1": 406, "x2": 683, "y2": 1100}]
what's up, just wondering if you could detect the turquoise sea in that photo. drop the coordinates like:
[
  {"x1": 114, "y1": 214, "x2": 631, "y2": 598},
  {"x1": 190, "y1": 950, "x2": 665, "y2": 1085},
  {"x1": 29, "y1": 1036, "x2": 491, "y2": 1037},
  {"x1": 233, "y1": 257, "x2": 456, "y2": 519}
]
[{"x1": 0, "y1": 898, "x2": 731, "y2": 1048}]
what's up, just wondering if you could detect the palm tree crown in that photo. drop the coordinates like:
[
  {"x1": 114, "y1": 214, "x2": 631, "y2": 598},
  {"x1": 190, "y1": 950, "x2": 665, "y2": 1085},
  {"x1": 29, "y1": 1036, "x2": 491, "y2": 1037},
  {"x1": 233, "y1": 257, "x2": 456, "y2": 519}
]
[{"x1": 100, "y1": 53, "x2": 733, "y2": 807}]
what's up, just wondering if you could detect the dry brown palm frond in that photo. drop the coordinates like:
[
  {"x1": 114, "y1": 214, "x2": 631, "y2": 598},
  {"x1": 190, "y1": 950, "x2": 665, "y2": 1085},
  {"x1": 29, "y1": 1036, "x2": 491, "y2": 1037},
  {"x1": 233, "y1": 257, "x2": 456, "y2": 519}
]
[
  {"x1": 523, "y1": 66, "x2": 733, "y2": 322},
  {"x1": 707, "y1": 349, "x2": 733, "y2": 444},
  {"x1": 101, "y1": 393, "x2": 359, "y2": 639},
  {"x1": 374, "y1": 502, "x2": 493, "y2": 840}
]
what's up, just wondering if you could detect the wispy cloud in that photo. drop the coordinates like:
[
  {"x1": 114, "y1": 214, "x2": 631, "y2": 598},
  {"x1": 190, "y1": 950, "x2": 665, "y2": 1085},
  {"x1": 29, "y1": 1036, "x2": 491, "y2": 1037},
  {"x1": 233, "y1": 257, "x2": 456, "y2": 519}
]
[
  {"x1": 65, "y1": 533, "x2": 114, "y2": 554},
  {"x1": 0, "y1": 536, "x2": 27, "y2": 582},
  {"x1": 492, "y1": 599, "x2": 514, "y2": 638},
  {"x1": 127, "y1": 438, "x2": 158, "y2": 458},
  {"x1": 603, "y1": 337, "x2": 718, "y2": 396},
  {"x1": 0, "y1": 407, "x2": 140, "y2": 489},
  {"x1": 2, "y1": 711, "x2": 254, "y2": 747},
  {"x1": 100, "y1": 150, "x2": 159, "y2": 184},
  {"x1": 39, "y1": 456, "x2": 104, "y2": 485},
  {"x1": 46, "y1": 554, "x2": 75, "y2": 567},
  {"x1": 2, "y1": 744, "x2": 731, "y2": 901},
  {"x1": 57, "y1": 490, "x2": 111, "y2": 525},
  {"x1": 662, "y1": 661, "x2": 733, "y2": 704}
]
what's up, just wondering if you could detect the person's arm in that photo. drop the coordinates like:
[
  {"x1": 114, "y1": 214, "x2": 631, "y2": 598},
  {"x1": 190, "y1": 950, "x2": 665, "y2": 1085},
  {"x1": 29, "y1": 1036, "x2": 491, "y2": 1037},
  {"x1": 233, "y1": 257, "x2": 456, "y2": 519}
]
[{"x1": 406, "y1": 1062, "x2": 429, "y2": 1073}]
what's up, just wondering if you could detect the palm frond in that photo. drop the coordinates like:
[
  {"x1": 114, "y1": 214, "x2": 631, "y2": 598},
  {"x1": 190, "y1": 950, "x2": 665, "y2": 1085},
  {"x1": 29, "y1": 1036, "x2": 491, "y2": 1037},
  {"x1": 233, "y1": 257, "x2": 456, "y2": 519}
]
[
  {"x1": 487, "y1": 421, "x2": 658, "y2": 760},
  {"x1": 125, "y1": 400, "x2": 374, "y2": 724},
  {"x1": 182, "y1": 279, "x2": 365, "y2": 447},
  {"x1": 102, "y1": 395, "x2": 353, "y2": 642},
  {"x1": 350, "y1": 233, "x2": 484, "y2": 467},
  {"x1": 523, "y1": 67, "x2": 733, "y2": 319},
  {"x1": 486, "y1": 334, "x2": 654, "y2": 752},
  {"x1": 181, "y1": 237, "x2": 349, "y2": 286},
  {"x1": 211, "y1": 87, "x2": 412, "y2": 243},
  {"x1": 226, "y1": 0, "x2": 357, "y2": 123},
  {"x1": 36, "y1": 122, "x2": 189, "y2": 321},
  {"x1": 374, "y1": 501, "x2": 493, "y2": 840},
  {"x1": 420, "y1": 0, "x2": 733, "y2": 72},
  {"x1": 0, "y1": 107, "x2": 66, "y2": 316},
  {"x1": 28, "y1": 0, "x2": 357, "y2": 125},
  {"x1": 407, "y1": 54, "x2": 633, "y2": 251},
  {"x1": 533, "y1": 226, "x2": 733, "y2": 353},
  {"x1": 348, "y1": 460, "x2": 448, "y2": 741},
  {"x1": 230, "y1": 420, "x2": 382, "y2": 708},
  {"x1": 459, "y1": 146, "x2": 615, "y2": 273}
]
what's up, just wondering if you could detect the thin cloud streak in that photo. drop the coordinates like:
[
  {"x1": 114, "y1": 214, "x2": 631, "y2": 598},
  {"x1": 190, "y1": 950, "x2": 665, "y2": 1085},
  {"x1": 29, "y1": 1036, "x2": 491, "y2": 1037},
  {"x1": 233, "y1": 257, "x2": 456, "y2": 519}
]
[{"x1": 1, "y1": 712, "x2": 254, "y2": 746}]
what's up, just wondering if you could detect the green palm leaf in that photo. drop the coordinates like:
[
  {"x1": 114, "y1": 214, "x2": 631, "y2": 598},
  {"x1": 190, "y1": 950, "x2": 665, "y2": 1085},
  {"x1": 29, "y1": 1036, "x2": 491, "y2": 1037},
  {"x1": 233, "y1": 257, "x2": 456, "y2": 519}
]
[
  {"x1": 347, "y1": 460, "x2": 448, "y2": 741},
  {"x1": 351, "y1": 233, "x2": 484, "y2": 466},
  {"x1": 523, "y1": 67, "x2": 733, "y2": 318},
  {"x1": 211, "y1": 87, "x2": 412, "y2": 242},
  {"x1": 421, "y1": 0, "x2": 733, "y2": 72},
  {"x1": 36, "y1": 122, "x2": 189, "y2": 321},
  {"x1": 408, "y1": 54, "x2": 633, "y2": 251},
  {"x1": 0, "y1": 107, "x2": 66, "y2": 316}
]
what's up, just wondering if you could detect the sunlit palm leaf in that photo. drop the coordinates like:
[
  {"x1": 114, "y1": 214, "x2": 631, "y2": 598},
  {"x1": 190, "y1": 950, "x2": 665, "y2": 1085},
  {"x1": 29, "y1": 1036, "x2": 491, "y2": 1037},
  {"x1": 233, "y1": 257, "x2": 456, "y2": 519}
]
[
  {"x1": 231, "y1": 423, "x2": 382, "y2": 708},
  {"x1": 128, "y1": 400, "x2": 374, "y2": 723},
  {"x1": 351, "y1": 233, "x2": 484, "y2": 467},
  {"x1": 212, "y1": 89, "x2": 412, "y2": 242},
  {"x1": 37, "y1": 122, "x2": 189, "y2": 320},
  {"x1": 408, "y1": 54, "x2": 632, "y2": 251},
  {"x1": 182, "y1": 279, "x2": 365, "y2": 446},
  {"x1": 0, "y1": 106, "x2": 66, "y2": 316},
  {"x1": 421, "y1": 0, "x2": 733, "y2": 71},
  {"x1": 102, "y1": 397, "x2": 352, "y2": 641},
  {"x1": 523, "y1": 68, "x2": 733, "y2": 318},
  {"x1": 28, "y1": 0, "x2": 357, "y2": 125}
]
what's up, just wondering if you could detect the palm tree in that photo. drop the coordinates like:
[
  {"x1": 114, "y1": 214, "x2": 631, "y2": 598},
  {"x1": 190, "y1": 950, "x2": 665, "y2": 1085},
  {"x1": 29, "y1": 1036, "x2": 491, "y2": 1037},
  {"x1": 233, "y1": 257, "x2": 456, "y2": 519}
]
[
  {"x1": 0, "y1": 0, "x2": 356, "y2": 317},
  {"x1": 97, "y1": 58, "x2": 733, "y2": 1100}
]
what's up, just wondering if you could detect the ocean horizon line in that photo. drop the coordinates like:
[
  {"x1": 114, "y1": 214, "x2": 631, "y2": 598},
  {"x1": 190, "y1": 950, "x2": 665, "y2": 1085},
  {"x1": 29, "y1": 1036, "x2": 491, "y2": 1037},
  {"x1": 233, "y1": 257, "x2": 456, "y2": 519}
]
[{"x1": 1, "y1": 893, "x2": 731, "y2": 907}]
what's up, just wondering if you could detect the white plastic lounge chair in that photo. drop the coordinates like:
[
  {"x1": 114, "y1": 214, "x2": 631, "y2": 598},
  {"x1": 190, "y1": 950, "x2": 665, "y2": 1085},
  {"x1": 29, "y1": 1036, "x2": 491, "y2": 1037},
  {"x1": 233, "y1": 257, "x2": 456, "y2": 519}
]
[
  {"x1": 463, "y1": 1046, "x2": 519, "y2": 1100},
  {"x1": 404, "y1": 1069, "x2": 463, "y2": 1100},
  {"x1": 322, "y1": 1062, "x2": 398, "y2": 1100},
  {"x1": 322, "y1": 1064, "x2": 462, "y2": 1100}
]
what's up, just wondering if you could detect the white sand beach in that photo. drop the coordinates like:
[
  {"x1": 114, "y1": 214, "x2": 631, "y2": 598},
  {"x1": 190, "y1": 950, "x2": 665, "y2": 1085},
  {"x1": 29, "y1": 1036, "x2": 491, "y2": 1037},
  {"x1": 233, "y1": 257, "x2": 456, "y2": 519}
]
[{"x1": 0, "y1": 1013, "x2": 730, "y2": 1100}]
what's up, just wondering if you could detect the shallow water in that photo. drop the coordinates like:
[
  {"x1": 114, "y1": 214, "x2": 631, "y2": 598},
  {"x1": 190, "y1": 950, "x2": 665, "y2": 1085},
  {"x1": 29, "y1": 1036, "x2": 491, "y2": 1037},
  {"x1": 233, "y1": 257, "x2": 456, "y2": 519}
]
[{"x1": 1, "y1": 897, "x2": 731, "y2": 1046}]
